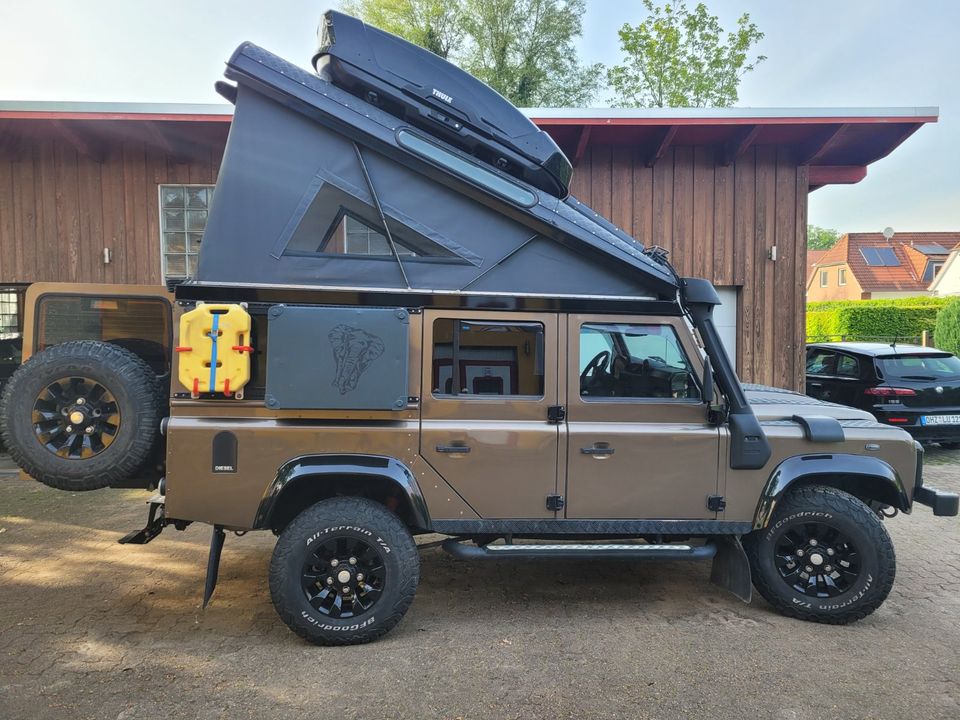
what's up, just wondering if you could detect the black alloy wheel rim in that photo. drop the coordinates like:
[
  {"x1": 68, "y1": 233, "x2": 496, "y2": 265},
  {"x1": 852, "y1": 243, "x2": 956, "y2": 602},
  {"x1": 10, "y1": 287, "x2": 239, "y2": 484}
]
[
  {"x1": 31, "y1": 376, "x2": 121, "y2": 459},
  {"x1": 301, "y1": 536, "x2": 386, "y2": 619},
  {"x1": 774, "y1": 522, "x2": 861, "y2": 598}
]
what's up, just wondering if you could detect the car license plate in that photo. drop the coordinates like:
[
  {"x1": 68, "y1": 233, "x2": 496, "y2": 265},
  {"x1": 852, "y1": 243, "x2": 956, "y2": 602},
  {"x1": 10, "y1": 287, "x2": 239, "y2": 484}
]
[{"x1": 921, "y1": 414, "x2": 960, "y2": 426}]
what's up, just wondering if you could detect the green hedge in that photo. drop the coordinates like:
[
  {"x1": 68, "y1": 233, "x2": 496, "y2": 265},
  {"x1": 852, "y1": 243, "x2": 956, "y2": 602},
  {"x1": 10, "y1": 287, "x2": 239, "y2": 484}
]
[
  {"x1": 934, "y1": 298, "x2": 960, "y2": 355},
  {"x1": 806, "y1": 296, "x2": 949, "y2": 344}
]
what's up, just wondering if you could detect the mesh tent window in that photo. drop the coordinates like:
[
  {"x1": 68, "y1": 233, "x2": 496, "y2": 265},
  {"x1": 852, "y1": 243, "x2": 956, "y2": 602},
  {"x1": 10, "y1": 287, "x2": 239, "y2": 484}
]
[{"x1": 282, "y1": 183, "x2": 458, "y2": 260}]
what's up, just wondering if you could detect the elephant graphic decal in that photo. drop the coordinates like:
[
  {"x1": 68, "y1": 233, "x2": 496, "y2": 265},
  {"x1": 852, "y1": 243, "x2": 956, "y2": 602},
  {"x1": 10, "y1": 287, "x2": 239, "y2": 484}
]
[{"x1": 328, "y1": 324, "x2": 386, "y2": 395}]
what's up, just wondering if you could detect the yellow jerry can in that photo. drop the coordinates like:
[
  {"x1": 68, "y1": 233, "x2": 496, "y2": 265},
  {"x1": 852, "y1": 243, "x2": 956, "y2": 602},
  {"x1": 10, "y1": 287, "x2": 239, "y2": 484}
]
[{"x1": 177, "y1": 303, "x2": 252, "y2": 399}]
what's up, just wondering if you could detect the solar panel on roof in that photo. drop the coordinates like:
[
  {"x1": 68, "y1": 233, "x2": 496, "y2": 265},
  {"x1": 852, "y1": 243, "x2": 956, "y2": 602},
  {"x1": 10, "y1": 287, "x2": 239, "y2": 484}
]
[
  {"x1": 860, "y1": 247, "x2": 900, "y2": 266},
  {"x1": 914, "y1": 243, "x2": 949, "y2": 255}
]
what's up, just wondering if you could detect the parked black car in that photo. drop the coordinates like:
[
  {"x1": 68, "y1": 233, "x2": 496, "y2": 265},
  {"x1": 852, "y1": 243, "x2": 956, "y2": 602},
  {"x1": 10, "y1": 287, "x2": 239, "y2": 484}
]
[{"x1": 806, "y1": 342, "x2": 960, "y2": 446}]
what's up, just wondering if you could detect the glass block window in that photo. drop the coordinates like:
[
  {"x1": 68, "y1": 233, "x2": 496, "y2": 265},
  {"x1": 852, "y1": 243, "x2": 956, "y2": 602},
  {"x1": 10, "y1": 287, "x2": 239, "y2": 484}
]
[
  {"x1": 160, "y1": 185, "x2": 213, "y2": 280},
  {"x1": 0, "y1": 288, "x2": 19, "y2": 337}
]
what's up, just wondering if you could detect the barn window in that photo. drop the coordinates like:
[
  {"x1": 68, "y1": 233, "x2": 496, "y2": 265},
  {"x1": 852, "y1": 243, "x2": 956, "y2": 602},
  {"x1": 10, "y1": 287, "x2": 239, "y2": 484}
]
[
  {"x1": 0, "y1": 288, "x2": 19, "y2": 336},
  {"x1": 159, "y1": 185, "x2": 214, "y2": 281}
]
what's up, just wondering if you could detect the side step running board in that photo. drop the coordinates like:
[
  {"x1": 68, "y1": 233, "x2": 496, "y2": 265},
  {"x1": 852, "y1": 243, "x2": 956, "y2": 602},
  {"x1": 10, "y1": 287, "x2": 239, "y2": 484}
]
[{"x1": 442, "y1": 539, "x2": 717, "y2": 561}]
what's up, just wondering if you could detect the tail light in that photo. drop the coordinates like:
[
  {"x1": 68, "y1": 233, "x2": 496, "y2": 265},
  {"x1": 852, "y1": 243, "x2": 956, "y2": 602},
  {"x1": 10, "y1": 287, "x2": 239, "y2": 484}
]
[{"x1": 865, "y1": 387, "x2": 917, "y2": 397}]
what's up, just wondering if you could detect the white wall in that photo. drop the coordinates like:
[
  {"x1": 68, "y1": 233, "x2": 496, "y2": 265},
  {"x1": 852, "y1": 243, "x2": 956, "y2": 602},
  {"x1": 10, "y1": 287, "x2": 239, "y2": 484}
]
[{"x1": 714, "y1": 286, "x2": 738, "y2": 365}]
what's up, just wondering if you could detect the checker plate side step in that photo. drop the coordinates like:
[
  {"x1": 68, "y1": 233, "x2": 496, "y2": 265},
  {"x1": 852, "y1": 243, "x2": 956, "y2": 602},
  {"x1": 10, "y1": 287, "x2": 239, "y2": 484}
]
[{"x1": 442, "y1": 539, "x2": 717, "y2": 560}]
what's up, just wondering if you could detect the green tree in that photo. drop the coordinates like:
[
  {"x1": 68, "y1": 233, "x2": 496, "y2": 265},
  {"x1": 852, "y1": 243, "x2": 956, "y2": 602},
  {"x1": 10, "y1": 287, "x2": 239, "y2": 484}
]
[
  {"x1": 460, "y1": 0, "x2": 603, "y2": 107},
  {"x1": 808, "y1": 225, "x2": 840, "y2": 250},
  {"x1": 340, "y1": 0, "x2": 464, "y2": 58},
  {"x1": 935, "y1": 298, "x2": 960, "y2": 355},
  {"x1": 608, "y1": 0, "x2": 765, "y2": 108},
  {"x1": 342, "y1": 0, "x2": 603, "y2": 107}
]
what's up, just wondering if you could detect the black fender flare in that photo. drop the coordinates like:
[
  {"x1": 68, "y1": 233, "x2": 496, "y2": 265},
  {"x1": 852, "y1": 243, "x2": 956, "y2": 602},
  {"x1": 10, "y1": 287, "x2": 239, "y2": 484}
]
[
  {"x1": 753, "y1": 453, "x2": 910, "y2": 529},
  {"x1": 253, "y1": 454, "x2": 431, "y2": 531}
]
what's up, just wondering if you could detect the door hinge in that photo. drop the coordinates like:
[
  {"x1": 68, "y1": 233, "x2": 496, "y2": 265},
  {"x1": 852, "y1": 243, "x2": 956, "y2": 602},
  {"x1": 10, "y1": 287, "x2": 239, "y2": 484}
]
[
  {"x1": 547, "y1": 405, "x2": 566, "y2": 423},
  {"x1": 546, "y1": 494, "x2": 565, "y2": 512},
  {"x1": 707, "y1": 495, "x2": 726, "y2": 512}
]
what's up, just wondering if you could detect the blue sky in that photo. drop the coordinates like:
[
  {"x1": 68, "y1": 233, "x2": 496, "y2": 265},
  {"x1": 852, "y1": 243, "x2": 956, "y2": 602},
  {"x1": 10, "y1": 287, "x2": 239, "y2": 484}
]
[{"x1": 1, "y1": 0, "x2": 957, "y2": 234}]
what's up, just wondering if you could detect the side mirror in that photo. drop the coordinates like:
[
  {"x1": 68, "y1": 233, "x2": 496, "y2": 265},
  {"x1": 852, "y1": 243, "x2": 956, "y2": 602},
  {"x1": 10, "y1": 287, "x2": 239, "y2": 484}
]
[{"x1": 702, "y1": 354, "x2": 714, "y2": 406}]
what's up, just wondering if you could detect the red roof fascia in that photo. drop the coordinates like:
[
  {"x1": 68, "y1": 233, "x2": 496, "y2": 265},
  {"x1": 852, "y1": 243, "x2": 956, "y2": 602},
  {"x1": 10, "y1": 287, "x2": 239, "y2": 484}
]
[
  {"x1": 528, "y1": 115, "x2": 938, "y2": 127},
  {"x1": 0, "y1": 111, "x2": 232, "y2": 122}
]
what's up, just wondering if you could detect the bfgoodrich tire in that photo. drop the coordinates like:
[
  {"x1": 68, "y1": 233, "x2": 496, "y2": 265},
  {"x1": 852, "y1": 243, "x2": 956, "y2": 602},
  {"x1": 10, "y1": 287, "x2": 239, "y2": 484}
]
[
  {"x1": 744, "y1": 485, "x2": 896, "y2": 624},
  {"x1": 269, "y1": 496, "x2": 420, "y2": 646},
  {"x1": 0, "y1": 341, "x2": 161, "y2": 491}
]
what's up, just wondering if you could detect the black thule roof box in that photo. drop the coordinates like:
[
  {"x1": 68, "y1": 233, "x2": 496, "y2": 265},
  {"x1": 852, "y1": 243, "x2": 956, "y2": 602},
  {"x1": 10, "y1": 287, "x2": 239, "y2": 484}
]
[{"x1": 312, "y1": 9, "x2": 573, "y2": 199}]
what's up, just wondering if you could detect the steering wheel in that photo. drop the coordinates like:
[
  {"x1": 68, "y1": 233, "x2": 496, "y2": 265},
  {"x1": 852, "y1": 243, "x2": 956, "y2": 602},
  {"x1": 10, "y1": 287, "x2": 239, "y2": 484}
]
[{"x1": 580, "y1": 350, "x2": 610, "y2": 384}]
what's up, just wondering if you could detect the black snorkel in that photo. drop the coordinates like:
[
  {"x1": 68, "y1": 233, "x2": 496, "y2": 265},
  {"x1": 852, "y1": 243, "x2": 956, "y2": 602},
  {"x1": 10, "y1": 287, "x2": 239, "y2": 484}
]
[{"x1": 681, "y1": 277, "x2": 772, "y2": 470}]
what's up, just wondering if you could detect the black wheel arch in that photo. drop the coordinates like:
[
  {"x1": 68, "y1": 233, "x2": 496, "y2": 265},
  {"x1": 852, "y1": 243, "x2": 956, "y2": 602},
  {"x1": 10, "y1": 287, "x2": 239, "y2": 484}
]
[
  {"x1": 254, "y1": 454, "x2": 431, "y2": 533},
  {"x1": 754, "y1": 453, "x2": 910, "y2": 529}
]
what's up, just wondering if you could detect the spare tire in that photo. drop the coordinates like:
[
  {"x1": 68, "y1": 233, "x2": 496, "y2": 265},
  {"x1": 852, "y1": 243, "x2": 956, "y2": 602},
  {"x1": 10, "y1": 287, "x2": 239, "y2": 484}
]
[{"x1": 0, "y1": 341, "x2": 162, "y2": 491}]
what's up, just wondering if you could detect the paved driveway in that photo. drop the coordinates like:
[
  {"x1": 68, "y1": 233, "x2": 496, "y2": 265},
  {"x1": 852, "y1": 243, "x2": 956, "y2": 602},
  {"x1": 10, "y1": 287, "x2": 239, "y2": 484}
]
[{"x1": 1, "y1": 451, "x2": 958, "y2": 720}]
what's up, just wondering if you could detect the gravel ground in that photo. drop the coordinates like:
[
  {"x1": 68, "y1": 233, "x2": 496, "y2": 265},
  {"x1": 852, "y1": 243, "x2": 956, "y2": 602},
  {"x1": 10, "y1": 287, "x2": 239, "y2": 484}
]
[{"x1": 1, "y1": 450, "x2": 959, "y2": 720}]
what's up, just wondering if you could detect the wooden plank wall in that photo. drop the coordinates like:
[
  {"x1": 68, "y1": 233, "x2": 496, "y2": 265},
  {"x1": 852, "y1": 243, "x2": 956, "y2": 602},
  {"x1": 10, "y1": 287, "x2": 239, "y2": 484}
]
[
  {"x1": 0, "y1": 135, "x2": 809, "y2": 390},
  {"x1": 569, "y1": 144, "x2": 809, "y2": 390},
  {"x1": 0, "y1": 138, "x2": 223, "y2": 287}
]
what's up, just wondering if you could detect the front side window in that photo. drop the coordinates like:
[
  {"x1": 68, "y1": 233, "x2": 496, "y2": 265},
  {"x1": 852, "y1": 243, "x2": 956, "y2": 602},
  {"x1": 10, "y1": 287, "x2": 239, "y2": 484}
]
[
  {"x1": 819, "y1": 270, "x2": 829, "y2": 287},
  {"x1": 806, "y1": 350, "x2": 837, "y2": 376},
  {"x1": 579, "y1": 323, "x2": 700, "y2": 400},
  {"x1": 160, "y1": 185, "x2": 213, "y2": 281},
  {"x1": 432, "y1": 319, "x2": 544, "y2": 398},
  {"x1": 838, "y1": 268, "x2": 847, "y2": 286}
]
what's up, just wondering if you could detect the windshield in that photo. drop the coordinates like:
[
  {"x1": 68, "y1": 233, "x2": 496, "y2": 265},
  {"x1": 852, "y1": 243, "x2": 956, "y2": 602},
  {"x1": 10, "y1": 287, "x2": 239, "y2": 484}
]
[{"x1": 876, "y1": 354, "x2": 960, "y2": 381}]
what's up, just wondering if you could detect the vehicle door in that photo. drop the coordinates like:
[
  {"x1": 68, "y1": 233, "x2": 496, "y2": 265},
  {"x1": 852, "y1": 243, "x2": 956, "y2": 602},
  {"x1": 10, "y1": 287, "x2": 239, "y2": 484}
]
[
  {"x1": 563, "y1": 315, "x2": 720, "y2": 519},
  {"x1": 420, "y1": 310, "x2": 560, "y2": 518},
  {"x1": 805, "y1": 348, "x2": 839, "y2": 401},
  {"x1": 831, "y1": 352, "x2": 865, "y2": 406}
]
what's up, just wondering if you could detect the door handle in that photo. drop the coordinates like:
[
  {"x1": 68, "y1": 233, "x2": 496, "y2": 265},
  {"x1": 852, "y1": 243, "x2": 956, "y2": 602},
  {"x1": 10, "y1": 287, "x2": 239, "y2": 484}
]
[
  {"x1": 581, "y1": 445, "x2": 615, "y2": 456},
  {"x1": 436, "y1": 444, "x2": 471, "y2": 454}
]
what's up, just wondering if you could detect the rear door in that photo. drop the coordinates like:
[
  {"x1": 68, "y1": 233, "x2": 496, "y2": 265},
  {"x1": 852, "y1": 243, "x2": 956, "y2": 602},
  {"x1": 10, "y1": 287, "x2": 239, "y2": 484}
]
[
  {"x1": 563, "y1": 314, "x2": 720, "y2": 519},
  {"x1": 420, "y1": 310, "x2": 560, "y2": 518}
]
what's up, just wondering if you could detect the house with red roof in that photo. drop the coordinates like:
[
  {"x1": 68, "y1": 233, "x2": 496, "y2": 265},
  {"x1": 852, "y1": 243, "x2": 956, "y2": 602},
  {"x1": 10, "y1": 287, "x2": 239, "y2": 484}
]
[{"x1": 807, "y1": 232, "x2": 960, "y2": 301}]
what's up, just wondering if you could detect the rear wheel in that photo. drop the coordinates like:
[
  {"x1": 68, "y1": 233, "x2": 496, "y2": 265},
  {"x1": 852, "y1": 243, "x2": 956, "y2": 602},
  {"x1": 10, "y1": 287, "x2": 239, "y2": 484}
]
[
  {"x1": 0, "y1": 341, "x2": 161, "y2": 491},
  {"x1": 269, "y1": 496, "x2": 420, "y2": 645},
  {"x1": 744, "y1": 485, "x2": 896, "y2": 624}
]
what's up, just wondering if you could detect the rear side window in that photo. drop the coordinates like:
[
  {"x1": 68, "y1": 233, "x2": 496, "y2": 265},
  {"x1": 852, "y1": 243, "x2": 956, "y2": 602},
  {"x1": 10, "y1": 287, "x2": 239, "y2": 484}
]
[
  {"x1": 432, "y1": 319, "x2": 544, "y2": 398},
  {"x1": 836, "y1": 354, "x2": 859, "y2": 378},
  {"x1": 876, "y1": 354, "x2": 960, "y2": 380},
  {"x1": 36, "y1": 295, "x2": 171, "y2": 374}
]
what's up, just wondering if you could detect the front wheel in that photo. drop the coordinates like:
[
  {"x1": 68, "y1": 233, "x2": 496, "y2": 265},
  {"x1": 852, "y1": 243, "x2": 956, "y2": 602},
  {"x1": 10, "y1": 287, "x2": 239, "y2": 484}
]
[
  {"x1": 744, "y1": 485, "x2": 896, "y2": 624},
  {"x1": 269, "y1": 497, "x2": 420, "y2": 645}
]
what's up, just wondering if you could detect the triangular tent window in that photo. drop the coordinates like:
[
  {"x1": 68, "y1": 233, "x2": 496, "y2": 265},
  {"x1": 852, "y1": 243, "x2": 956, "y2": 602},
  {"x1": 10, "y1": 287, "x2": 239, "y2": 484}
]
[
  {"x1": 282, "y1": 182, "x2": 457, "y2": 259},
  {"x1": 321, "y1": 212, "x2": 417, "y2": 256}
]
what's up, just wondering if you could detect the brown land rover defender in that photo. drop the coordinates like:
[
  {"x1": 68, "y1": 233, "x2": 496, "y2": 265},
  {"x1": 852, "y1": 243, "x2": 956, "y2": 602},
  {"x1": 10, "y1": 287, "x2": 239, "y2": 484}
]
[{"x1": 1, "y1": 11, "x2": 957, "y2": 646}]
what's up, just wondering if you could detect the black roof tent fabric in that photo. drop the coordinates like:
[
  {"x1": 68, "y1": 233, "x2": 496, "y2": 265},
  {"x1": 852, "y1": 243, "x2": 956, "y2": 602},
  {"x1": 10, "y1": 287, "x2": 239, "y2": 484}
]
[{"x1": 196, "y1": 41, "x2": 678, "y2": 300}]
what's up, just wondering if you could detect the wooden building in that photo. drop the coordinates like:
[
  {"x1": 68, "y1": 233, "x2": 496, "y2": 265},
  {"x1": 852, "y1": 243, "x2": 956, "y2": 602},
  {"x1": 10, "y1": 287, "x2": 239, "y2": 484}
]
[{"x1": 0, "y1": 102, "x2": 937, "y2": 390}]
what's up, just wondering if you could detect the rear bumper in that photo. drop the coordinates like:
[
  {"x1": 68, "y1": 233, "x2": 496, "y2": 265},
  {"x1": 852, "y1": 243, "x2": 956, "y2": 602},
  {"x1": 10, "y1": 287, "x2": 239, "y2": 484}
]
[{"x1": 873, "y1": 410, "x2": 960, "y2": 443}]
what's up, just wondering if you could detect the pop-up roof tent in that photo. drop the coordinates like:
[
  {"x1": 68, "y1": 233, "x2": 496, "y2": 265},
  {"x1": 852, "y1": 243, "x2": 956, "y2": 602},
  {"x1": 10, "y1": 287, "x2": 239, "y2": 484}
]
[{"x1": 196, "y1": 11, "x2": 679, "y2": 301}]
